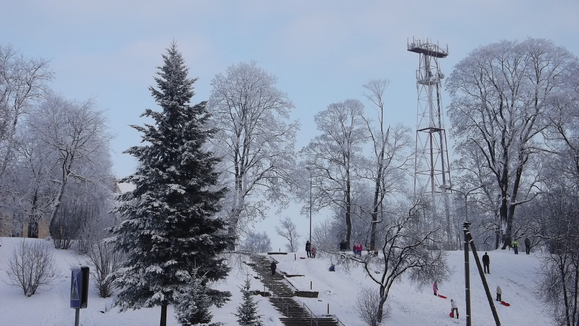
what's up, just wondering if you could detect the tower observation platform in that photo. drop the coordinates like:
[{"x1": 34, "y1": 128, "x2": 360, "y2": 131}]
[{"x1": 407, "y1": 39, "x2": 448, "y2": 58}]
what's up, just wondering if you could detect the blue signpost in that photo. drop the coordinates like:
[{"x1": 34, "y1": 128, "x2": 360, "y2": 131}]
[{"x1": 70, "y1": 266, "x2": 89, "y2": 326}]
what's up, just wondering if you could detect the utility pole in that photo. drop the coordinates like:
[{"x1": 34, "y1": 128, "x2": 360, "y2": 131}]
[
  {"x1": 463, "y1": 221, "x2": 472, "y2": 326},
  {"x1": 463, "y1": 221, "x2": 501, "y2": 326}
]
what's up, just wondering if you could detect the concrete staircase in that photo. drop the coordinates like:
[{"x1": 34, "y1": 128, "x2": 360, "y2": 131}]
[{"x1": 246, "y1": 254, "x2": 343, "y2": 326}]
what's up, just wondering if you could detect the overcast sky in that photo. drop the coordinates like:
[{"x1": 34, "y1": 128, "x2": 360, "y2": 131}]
[
  {"x1": 3, "y1": 0, "x2": 578, "y2": 180},
  {"x1": 3, "y1": 1, "x2": 579, "y2": 249}
]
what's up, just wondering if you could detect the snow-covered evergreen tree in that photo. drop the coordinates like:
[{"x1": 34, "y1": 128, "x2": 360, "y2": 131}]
[
  {"x1": 111, "y1": 43, "x2": 231, "y2": 326},
  {"x1": 234, "y1": 276, "x2": 263, "y2": 326},
  {"x1": 174, "y1": 269, "x2": 221, "y2": 326}
]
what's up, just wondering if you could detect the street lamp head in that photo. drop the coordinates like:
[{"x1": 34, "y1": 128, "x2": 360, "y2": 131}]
[{"x1": 439, "y1": 184, "x2": 452, "y2": 190}]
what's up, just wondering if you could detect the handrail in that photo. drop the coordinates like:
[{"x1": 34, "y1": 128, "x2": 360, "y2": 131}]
[{"x1": 301, "y1": 302, "x2": 318, "y2": 326}]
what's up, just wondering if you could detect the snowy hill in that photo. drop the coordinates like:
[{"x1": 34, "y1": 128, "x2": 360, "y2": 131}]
[{"x1": 0, "y1": 237, "x2": 551, "y2": 325}]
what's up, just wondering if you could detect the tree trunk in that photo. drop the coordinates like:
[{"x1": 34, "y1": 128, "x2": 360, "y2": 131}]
[
  {"x1": 370, "y1": 168, "x2": 382, "y2": 251},
  {"x1": 160, "y1": 304, "x2": 167, "y2": 326},
  {"x1": 346, "y1": 176, "x2": 352, "y2": 249},
  {"x1": 27, "y1": 221, "x2": 38, "y2": 238}
]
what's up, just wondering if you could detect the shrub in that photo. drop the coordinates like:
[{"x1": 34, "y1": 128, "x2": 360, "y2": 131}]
[
  {"x1": 86, "y1": 239, "x2": 123, "y2": 298},
  {"x1": 356, "y1": 287, "x2": 388, "y2": 326},
  {"x1": 7, "y1": 239, "x2": 58, "y2": 296}
]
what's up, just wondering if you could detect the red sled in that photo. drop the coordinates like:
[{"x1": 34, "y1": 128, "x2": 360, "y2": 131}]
[
  {"x1": 500, "y1": 301, "x2": 510, "y2": 306},
  {"x1": 449, "y1": 311, "x2": 454, "y2": 318},
  {"x1": 438, "y1": 294, "x2": 447, "y2": 299}
]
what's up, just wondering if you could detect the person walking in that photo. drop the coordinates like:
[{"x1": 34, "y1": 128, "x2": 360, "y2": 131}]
[
  {"x1": 433, "y1": 281, "x2": 438, "y2": 296},
  {"x1": 482, "y1": 252, "x2": 490, "y2": 274},
  {"x1": 311, "y1": 247, "x2": 317, "y2": 258},
  {"x1": 496, "y1": 285, "x2": 502, "y2": 302},
  {"x1": 525, "y1": 237, "x2": 531, "y2": 254},
  {"x1": 339, "y1": 240, "x2": 347, "y2": 252},
  {"x1": 355, "y1": 242, "x2": 362, "y2": 256},
  {"x1": 305, "y1": 241, "x2": 311, "y2": 258},
  {"x1": 512, "y1": 240, "x2": 519, "y2": 254},
  {"x1": 270, "y1": 261, "x2": 277, "y2": 276},
  {"x1": 450, "y1": 299, "x2": 459, "y2": 319}
]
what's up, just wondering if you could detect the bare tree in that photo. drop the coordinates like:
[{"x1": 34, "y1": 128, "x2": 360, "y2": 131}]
[
  {"x1": 18, "y1": 138, "x2": 56, "y2": 238},
  {"x1": 7, "y1": 239, "x2": 58, "y2": 297},
  {"x1": 312, "y1": 219, "x2": 342, "y2": 255},
  {"x1": 362, "y1": 78, "x2": 413, "y2": 251},
  {"x1": 534, "y1": 63, "x2": 579, "y2": 326},
  {"x1": 208, "y1": 61, "x2": 299, "y2": 248},
  {"x1": 25, "y1": 93, "x2": 111, "y2": 245},
  {"x1": 77, "y1": 200, "x2": 122, "y2": 298},
  {"x1": 301, "y1": 99, "x2": 368, "y2": 248},
  {"x1": 239, "y1": 230, "x2": 272, "y2": 253},
  {"x1": 351, "y1": 199, "x2": 450, "y2": 324},
  {"x1": 446, "y1": 38, "x2": 579, "y2": 249},
  {"x1": 0, "y1": 45, "x2": 53, "y2": 181},
  {"x1": 276, "y1": 217, "x2": 300, "y2": 252},
  {"x1": 535, "y1": 186, "x2": 579, "y2": 326}
]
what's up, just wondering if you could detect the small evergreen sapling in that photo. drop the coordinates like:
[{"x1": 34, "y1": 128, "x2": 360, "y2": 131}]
[
  {"x1": 234, "y1": 276, "x2": 263, "y2": 326},
  {"x1": 175, "y1": 269, "x2": 226, "y2": 326}
]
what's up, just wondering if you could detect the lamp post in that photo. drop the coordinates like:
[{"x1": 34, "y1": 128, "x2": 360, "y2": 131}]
[{"x1": 307, "y1": 167, "x2": 313, "y2": 245}]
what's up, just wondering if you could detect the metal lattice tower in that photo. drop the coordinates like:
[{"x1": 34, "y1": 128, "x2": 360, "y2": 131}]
[{"x1": 408, "y1": 38, "x2": 453, "y2": 246}]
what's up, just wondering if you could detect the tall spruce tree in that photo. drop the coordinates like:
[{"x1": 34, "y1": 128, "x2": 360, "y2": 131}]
[{"x1": 111, "y1": 43, "x2": 231, "y2": 326}]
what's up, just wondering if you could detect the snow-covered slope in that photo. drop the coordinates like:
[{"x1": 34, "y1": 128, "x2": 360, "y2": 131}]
[{"x1": 0, "y1": 237, "x2": 551, "y2": 325}]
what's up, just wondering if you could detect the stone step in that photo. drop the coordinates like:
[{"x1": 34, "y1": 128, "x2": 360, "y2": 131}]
[
  {"x1": 279, "y1": 317, "x2": 340, "y2": 326},
  {"x1": 244, "y1": 253, "x2": 345, "y2": 326}
]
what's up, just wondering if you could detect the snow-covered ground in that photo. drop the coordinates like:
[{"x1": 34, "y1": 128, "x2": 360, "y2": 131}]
[{"x1": 0, "y1": 237, "x2": 552, "y2": 325}]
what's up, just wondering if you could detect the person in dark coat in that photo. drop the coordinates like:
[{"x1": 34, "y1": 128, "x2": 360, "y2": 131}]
[
  {"x1": 525, "y1": 237, "x2": 531, "y2": 254},
  {"x1": 270, "y1": 261, "x2": 277, "y2": 276},
  {"x1": 482, "y1": 252, "x2": 490, "y2": 274},
  {"x1": 339, "y1": 240, "x2": 347, "y2": 252},
  {"x1": 305, "y1": 241, "x2": 311, "y2": 258}
]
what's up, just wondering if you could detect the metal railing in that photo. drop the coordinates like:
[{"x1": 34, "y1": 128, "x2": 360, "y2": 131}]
[{"x1": 301, "y1": 302, "x2": 318, "y2": 326}]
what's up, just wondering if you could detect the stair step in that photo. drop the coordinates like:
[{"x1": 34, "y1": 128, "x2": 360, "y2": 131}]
[{"x1": 243, "y1": 253, "x2": 344, "y2": 326}]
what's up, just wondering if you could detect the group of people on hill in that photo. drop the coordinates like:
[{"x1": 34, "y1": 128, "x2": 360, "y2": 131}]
[
  {"x1": 305, "y1": 241, "x2": 316, "y2": 258},
  {"x1": 441, "y1": 241, "x2": 534, "y2": 320},
  {"x1": 483, "y1": 252, "x2": 503, "y2": 300},
  {"x1": 337, "y1": 240, "x2": 379, "y2": 256},
  {"x1": 433, "y1": 281, "x2": 460, "y2": 319},
  {"x1": 511, "y1": 237, "x2": 532, "y2": 255}
]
